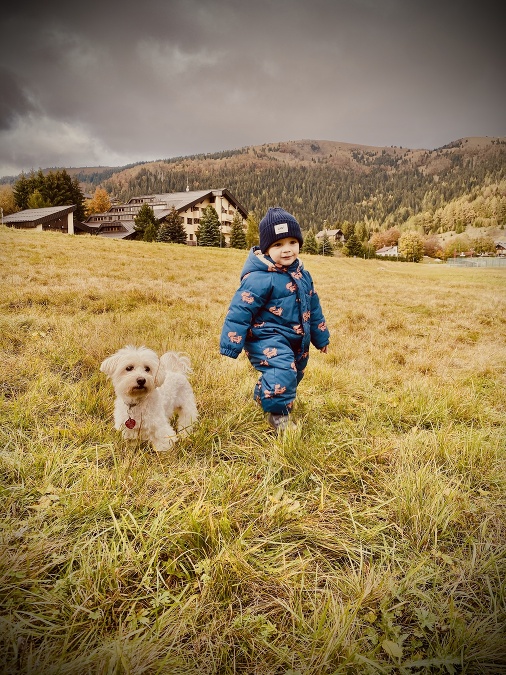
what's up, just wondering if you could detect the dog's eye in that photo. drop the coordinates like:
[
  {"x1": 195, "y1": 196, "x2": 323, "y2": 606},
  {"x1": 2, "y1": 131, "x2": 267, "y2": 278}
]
[
  {"x1": 126, "y1": 365, "x2": 134, "y2": 371},
  {"x1": 144, "y1": 366, "x2": 151, "y2": 372}
]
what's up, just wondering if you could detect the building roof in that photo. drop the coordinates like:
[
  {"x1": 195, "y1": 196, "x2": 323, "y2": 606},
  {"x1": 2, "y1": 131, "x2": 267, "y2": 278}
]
[
  {"x1": 316, "y1": 229, "x2": 343, "y2": 238},
  {"x1": 376, "y1": 245, "x2": 398, "y2": 254},
  {"x1": 83, "y1": 220, "x2": 136, "y2": 238},
  {"x1": 126, "y1": 189, "x2": 248, "y2": 218},
  {"x1": 3, "y1": 205, "x2": 76, "y2": 225}
]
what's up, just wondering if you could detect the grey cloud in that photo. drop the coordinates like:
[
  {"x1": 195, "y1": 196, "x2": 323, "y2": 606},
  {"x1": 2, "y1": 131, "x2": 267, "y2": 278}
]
[
  {"x1": 1, "y1": 0, "x2": 505, "y2": 175},
  {"x1": 0, "y1": 67, "x2": 36, "y2": 131}
]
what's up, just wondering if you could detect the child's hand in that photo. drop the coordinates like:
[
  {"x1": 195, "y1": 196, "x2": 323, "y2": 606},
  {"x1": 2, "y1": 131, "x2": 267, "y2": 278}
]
[{"x1": 320, "y1": 345, "x2": 328, "y2": 353}]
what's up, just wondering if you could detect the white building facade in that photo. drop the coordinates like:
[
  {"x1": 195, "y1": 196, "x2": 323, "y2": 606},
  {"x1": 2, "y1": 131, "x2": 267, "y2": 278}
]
[{"x1": 83, "y1": 189, "x2": 248, "y2": 243}]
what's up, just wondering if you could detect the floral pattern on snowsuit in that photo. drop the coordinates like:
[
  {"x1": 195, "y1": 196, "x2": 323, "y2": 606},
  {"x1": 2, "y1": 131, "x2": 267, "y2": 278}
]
[{"x1": 220, "y1": 247, "x2": 330, "y2": 415}]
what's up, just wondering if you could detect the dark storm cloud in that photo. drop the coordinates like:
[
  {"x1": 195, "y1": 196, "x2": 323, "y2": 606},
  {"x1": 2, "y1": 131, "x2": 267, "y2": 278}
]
[
  {"x1": 1, "y1": 0, "x2": 505, "y2": 175},
  {"x1": 0, "y1": 67, "x2": 36, "y2": 131}
]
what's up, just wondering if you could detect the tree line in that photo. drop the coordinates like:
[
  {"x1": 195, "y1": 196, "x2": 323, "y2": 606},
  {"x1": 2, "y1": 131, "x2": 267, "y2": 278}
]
[
  {"x1": 99, "y1": 149, "x2": 506, "y2": 234},
  {"x1": 9, "y1": 169, "x2": 86, "y2": 222}
]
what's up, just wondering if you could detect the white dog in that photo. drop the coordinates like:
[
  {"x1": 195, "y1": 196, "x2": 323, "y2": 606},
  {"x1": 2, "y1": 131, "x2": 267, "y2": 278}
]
[{"x1": 100, "y1": 345, "x2": 198, "y2": 452}]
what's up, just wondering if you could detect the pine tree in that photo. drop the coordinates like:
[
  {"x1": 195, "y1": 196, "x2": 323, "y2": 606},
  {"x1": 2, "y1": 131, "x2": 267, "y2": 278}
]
[
  {"x1": 12, "y1": 173, "x2": 32, "y2": 210},
  {"x1": 143, "y1": 222, "x2": 158, "y2": 242},
  {"x1": 318, "y1": 232, "x2": 334, "y2": 256},
  {"x1": 229, "y1": 211, "x2": 247, "y2": 248},
  {"x1": 12, "y1": 169, "x2": 86, "y2": 221},
  {"x1": 342, "y1": 233, "x2": 363, "y2": 257},
  {"x1": 157, "y1": 206, "x2": 187, "y2": 244},
  {"x1": 197, "y1": 205, "x2": 221, "y2": 246},
  {"x1": 27, "y1": 190, "x2": 51, "y2": 209},
  {"x1": 245, "y1": 211, "x2": 259, "y2": 248},
  {"x1": 134, "y1": 204, "x2": 159, "y2": 240},
  {"x1": 70, "y1": 175, "x2": 86, "y2": 222},
  {"x1": 301, "y1": 229, "x2": 318, "y2": 254}
]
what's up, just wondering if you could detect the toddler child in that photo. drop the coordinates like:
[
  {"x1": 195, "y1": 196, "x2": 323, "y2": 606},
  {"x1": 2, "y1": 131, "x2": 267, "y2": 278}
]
[{"x1": 220, "y1": 207, "x2": 330, "y2": 430}]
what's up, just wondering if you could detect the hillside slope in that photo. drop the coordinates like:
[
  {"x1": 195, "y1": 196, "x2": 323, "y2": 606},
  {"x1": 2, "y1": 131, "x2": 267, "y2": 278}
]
[{"x1": 96, "y1": 137, "x2": 506, "y2": 230}]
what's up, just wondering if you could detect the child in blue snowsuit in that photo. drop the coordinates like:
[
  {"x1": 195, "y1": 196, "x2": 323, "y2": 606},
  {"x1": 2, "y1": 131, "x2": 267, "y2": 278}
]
[{"x1": 220, "y1": 207, "x2": 330, "y2": 431}]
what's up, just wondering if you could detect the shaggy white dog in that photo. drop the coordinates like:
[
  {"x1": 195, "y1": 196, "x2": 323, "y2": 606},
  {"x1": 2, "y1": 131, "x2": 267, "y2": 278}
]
[{"x1": 100, "y1": 345, "x2": 198, "y2": 452}]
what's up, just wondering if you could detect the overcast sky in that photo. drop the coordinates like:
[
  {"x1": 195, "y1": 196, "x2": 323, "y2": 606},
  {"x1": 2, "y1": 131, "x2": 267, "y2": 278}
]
[{"x1": 1, "y1": 0, "x2": 505, "y2": 177}]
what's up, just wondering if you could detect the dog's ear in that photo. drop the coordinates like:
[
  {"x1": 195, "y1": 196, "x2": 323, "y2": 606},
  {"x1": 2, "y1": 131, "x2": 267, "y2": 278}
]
[
  {"x1": 100, "y1": 354, "x2": 120, "y2": 378},
  {"x1": 154, "y1": 362, "x2": 166, "y2": 387}
]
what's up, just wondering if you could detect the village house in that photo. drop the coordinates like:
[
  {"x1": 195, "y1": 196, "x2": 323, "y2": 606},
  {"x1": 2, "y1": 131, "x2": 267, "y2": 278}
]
[
  {"x1": 375, "y1": 244, "x2": 398, "y2": 257},
  {"x1": 315, "y1": 229, "x2": 345, "y2": 244},
  {"x1": 81, "y1": 189, "x2": 248, "y2": 245},
  {"x1": 495, "y1": 241, "x2": 506, "y2": 256},
  {"x1": 3, "y1": 205, "x2": 76, "y2": 234}
]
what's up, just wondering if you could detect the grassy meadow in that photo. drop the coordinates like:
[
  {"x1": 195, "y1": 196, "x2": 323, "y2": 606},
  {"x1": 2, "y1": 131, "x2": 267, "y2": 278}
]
[{"x1": 1, "y1": 226, "x2": 505, "y2": 674}]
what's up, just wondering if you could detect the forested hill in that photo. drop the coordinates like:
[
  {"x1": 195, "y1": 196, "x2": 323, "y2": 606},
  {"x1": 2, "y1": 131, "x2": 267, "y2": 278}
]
[
  {"x1": 9, "y1": 136, "x2": 505, "y2": 232},
  {"x1": 95, "y1": 137, "x2": 505, "y2": 231}
]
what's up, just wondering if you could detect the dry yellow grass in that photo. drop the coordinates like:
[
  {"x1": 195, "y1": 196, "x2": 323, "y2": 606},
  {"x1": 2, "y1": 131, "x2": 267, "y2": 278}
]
[{"x1": 1, "y1": 226, "x2": 505, "y2": 674}]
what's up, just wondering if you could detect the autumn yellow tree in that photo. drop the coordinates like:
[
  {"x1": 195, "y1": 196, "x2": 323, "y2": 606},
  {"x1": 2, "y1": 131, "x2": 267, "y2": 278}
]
[
  {"x1": 0, "y1": 185, "x2": 18, "y2": 217},
  {"x1": 398, "y1": 231, "x2": 424, "y2": 262},
  {"x1": 85, "y1": 187, "x2": 111, "y2": 217},
  {"x1": 245, "y1": 211, "x2": 259, "y2": 248},
  {"x1": 370, "y1": 226, "x2": 401, "y2": 250},
  {"x1": 440, "y1": 235, "x2": 471, "y2": 260}
]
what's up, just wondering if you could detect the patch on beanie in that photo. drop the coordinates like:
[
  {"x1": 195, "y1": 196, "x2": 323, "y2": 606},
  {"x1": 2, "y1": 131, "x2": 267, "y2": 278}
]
[{"x1": 274, "y1": 223, "x2": 289, "y2": 234}]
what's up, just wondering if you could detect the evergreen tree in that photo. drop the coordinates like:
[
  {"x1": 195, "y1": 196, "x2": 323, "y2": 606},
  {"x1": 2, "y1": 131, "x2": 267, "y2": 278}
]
[
  {"x1": 12, "y1": 169, "x2": 86, "y2": 221},
  {"x1": 301, "y1": 229, "x2": 318, "y2": 254},
  {"x1": 342, "y1": 233, "x2": 364, "y2": 257},
  {"x1": 12, "y1": 173, "x2": 32, "y2": 210},
  {"x1": 340, "y1": 220, "x2": 355, "y2": 239},
  {"x1": 318, "y1": 232, "x2": 334, "y2": 256},
  {"x1": 143, "y1": 221, "x2": 158, "y2": 242},
  {"x1": 197, "y1": 205, "x2": 221, "y2": 246},
  {"x1": 229, "y1": 211, "x2": 247, "y2": 249},
  {"x1": 69, "y1": 175, "x2": 86, "y2": 222},
  {"x1": 245, "y1": 211, "x2": 259, "y2": 248},
  {"x1": 27, "y1": 190, "x2": 51, "y2": 209},
  {"x1": 157, "y1": 206, "x2": 187, "y2": 243},
  {"x1": 354, "y1": 220, "x2": 369, "y2": 242},
  {"x1": 134, "y1": 204, "x2": 159, "y2": 240},
  {"x1": 157, "y1": 223, "x2": 171, "y2": 243}
]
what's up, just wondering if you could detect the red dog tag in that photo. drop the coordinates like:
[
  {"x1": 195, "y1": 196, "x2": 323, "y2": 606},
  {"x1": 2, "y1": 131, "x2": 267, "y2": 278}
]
[{"x1": 125, "y1": 418, "x2": 136, "y2": 429}]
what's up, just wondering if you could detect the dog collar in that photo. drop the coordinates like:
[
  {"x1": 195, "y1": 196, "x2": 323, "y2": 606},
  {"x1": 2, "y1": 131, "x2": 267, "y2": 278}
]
[{"x1": 125, "y1": 403, "x2": 137, "y2": 429}]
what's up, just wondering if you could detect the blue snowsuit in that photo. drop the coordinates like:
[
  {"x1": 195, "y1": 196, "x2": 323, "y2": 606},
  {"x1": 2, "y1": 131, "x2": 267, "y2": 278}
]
[{"x1": 220, "y1": 247, "x2": 330, "y2": 415}]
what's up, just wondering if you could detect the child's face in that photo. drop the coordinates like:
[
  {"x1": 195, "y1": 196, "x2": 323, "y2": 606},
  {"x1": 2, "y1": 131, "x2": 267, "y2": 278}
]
[{"x1": 267, "y1": 237, "x2": 300, "y2": 266}]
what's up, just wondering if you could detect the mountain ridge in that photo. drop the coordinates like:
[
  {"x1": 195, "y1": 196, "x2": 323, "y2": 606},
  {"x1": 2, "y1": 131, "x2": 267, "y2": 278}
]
[
  {"x1": 2, "y1": 136, "x2": 504, "y2": 183},
  {"x1": 3, "y1": 136, "x2": 505, "y2": 233}
]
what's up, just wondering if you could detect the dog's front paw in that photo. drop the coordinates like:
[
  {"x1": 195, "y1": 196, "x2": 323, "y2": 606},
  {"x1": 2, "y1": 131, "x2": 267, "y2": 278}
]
[{"x1": 152, "y1": 433, "x2": 177, "y2": 452}]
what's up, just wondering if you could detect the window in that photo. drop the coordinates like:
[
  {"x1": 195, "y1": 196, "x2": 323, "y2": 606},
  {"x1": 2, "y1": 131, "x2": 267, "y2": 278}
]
[
  {"x1": 189, "y1": 234, "x2": 194, "y2": 240},
  {"x1": 194, "y1": 218, "x2": 200, "y2": 224},
  {"x1": 187, "y1": 218, "x2": 193, "y2": 225}
]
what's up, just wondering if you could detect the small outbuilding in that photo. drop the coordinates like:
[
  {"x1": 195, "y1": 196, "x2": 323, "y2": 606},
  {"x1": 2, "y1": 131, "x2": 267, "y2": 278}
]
[{"x1": 3, "y1": 205, "x2": 76, "y2": 234}]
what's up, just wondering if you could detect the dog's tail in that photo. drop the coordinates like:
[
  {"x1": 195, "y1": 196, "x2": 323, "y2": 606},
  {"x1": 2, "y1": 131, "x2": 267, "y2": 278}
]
[{"x1": 160, "y1": 351, "x2": 193, "y2": 375}]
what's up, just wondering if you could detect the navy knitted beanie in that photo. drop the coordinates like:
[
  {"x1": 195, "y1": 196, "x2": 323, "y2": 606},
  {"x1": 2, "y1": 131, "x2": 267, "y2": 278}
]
[{"x1": 259, "y1": 207, "x2": 303, "y2": 254}]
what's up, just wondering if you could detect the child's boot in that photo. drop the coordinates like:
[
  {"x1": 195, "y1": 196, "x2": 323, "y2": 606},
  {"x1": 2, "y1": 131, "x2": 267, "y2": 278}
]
[{"x1": 266, "y1": 413, "x2": 297, "y2": 432}]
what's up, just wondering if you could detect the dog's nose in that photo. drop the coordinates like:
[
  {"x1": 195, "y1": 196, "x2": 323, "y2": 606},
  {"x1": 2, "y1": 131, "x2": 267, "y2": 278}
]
[{"x1": 136, "y1": 377, "x2": 146, "y2": 386}]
